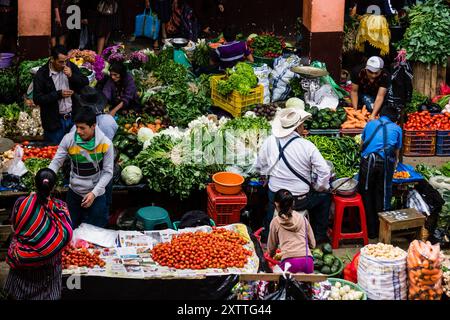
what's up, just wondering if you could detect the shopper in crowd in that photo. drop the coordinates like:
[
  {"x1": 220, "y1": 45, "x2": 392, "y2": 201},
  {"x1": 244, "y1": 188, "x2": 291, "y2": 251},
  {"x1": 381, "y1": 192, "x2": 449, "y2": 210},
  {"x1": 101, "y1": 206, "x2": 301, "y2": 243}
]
[
  {"x1": 102, "y1": 61, "x2": 141, "y2": 117},
  {"x1": 51, "y1": 0, "x2": 69, "y2": 47},
  {"x1": 256, "y1": 108, "x2": 332, "y2": 245},
  {"x1": 33, "y1": 45, "x2": 89, "y2": 144},
  {"x1": 351, "y1": 56, "x2": 390, "y2": 119},
  {"x1": 211, "y1": 24, "x2": 254, "y2": 71},
  {"x1": 3, "y1": 169, "x2": 73, "y2": 300},
  {"x1": 49, "y1": 106, "x2": 114, "y2": 229},
  {"x1": 267, "y1": 189, "x2": 316, "y2": 274},
  {"x1": 146, "y1": 0, "x2": 171, "y2": 50},
  {"x1": 358, "y1": 105, "x2": 402, "y2": 239},
  {"x1": 0, "y1": 0, "x2": 17, "y2": 50},
  {"x1": 192, "y1": 0, "x2": 225, "y2": 37},
  {"x1": 166, "y1": 0, "x2": 199, "y2": 41},
  {"x1": 93, "y1": 0, "x2": 120, "y2": 55}
]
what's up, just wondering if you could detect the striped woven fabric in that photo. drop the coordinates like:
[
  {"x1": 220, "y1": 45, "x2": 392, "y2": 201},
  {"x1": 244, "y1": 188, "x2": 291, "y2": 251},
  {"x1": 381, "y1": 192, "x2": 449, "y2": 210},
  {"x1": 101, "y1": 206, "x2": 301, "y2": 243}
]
[{"x1": 7, "y1": 194, "x2": 73, "y2": 269}]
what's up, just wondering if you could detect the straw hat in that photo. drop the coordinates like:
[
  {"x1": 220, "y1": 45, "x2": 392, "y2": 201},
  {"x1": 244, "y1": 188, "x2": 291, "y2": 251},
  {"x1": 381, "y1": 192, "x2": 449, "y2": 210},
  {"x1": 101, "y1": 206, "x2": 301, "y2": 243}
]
[{"x1": 272, "y1": 108, "x2": 312, "y2": 138}]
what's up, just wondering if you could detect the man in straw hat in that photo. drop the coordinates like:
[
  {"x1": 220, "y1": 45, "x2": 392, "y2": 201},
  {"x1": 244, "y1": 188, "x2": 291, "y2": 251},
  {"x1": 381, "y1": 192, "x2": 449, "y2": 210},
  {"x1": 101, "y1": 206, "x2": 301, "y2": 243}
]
[{"x1": 256, "y1": 108, "x2": 332, "y2": 244}]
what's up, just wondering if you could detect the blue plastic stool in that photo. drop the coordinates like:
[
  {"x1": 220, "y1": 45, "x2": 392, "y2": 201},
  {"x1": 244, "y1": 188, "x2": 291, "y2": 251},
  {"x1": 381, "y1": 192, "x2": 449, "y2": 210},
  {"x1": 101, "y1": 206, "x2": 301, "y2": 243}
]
[{"x1": 136, "y1": 206, "x2": 173, "y2": 231}]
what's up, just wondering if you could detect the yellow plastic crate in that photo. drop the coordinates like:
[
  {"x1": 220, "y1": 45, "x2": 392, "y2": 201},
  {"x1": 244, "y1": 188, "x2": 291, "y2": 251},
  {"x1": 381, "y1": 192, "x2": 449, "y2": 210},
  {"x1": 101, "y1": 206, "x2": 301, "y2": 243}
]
[{"x1": 210, "y1": 75, "x2": 264, "y2": 118}]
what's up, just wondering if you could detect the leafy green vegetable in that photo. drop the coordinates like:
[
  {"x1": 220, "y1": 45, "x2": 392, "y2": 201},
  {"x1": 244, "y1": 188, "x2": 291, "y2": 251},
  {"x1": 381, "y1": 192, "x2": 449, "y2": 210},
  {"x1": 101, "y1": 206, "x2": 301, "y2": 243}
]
[
  {"x1": 217, "y1": 63, "x2": 258, "y2": 96},
  {"x1": 0, "y1": 68, "x2": 18, "y2": 104},
  {"x1": 306, "y1": 136, "x2": 360, "y2": 178},
  {"x1": 21, "y1": 158, "x2": 63, "y2": 192},
  {"x1": 192, "y1": 40, "x2": 211, "y2": 68},
  {"x1": 405, "y1": 90, "x2": 429, "y2": 114},
  {"x1": 398, "y1": 0, "x2": 450, "y2": 65},
  {"x1": 0, "y1": 103, "x2": 22, "y2": 121},
  {"x1": 132, "y1": 135, "x2": 219, "y2": 199},
  {"x1": 441, "y1": 161, "x2": 450, "y2": 177},
  {"x1": 18, "y1": 58, "x2": 48, "y2": 94},
  {"x1": 415, "y1": 163, "x2": 442, "y2": 180},
  {"x1": 248, "y1": 34, "x2": 284, "y2": 58},
  {"x1": 222, "y1": 116, "x2": 271, "y2": 131}
]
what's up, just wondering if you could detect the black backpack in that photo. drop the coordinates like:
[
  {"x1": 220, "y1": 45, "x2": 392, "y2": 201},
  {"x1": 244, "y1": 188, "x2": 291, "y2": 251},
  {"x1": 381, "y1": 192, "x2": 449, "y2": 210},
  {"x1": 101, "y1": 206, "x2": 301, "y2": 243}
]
[{"x1": 178, "y1": 211, "x2": 212, "y2": 229}]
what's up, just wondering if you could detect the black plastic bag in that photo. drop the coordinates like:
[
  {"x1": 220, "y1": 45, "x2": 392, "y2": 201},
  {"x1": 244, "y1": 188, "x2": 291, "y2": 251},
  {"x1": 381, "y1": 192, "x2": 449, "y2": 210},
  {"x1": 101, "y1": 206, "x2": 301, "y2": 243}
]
[
  {"x1": 178, "y1": 210, "x2": 213, "y2": 229},
  {"x1": 264, "y1": 275, "x2": 310, "y2": 300},
  {"x1": 1, "y1": 174, "x2": 26, "y2": 191}
]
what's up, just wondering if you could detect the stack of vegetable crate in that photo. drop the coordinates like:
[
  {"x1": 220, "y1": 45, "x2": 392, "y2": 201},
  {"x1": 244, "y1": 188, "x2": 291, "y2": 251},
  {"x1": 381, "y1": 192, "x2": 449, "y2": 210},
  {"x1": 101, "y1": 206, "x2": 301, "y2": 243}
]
[
  {"x1": 403, "y1": 130, "x2": 436, "y2": 156},
  {"x1": 436, "y1": 130, "x2": 450, "y2": 156},
  {"x1": 211, "y1": 75, "x2": 264, "y2": 118},
  {"x1": 206, "y1": 184, "x2": 247, "y2": 226}
]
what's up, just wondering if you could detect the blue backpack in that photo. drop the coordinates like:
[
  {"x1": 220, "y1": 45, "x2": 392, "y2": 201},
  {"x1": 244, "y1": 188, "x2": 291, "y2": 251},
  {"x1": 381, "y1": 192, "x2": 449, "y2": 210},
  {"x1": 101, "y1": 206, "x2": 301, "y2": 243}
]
[{"x1": 135, "y1": 9, "x2": 161, "y2": 40}]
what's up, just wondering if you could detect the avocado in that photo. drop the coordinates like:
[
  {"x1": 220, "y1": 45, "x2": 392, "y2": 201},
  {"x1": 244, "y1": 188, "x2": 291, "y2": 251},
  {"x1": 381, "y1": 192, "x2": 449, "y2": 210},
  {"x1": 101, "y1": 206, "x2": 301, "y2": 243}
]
[
  {"x1": 322, "y1": 243, "x2": 333, "y2": 255},
  {"x1": 333, "y1": 258, "x2": 341, "y2": 268},
  {"x1": 314, "y1": 258, "x2": 324, "y2": 270},
  {"x1": 312, "y1": 248, "x2": 324, "y2": 260},
  {"x1": 310, "y1": 107, "x2": 319, "y2": 117},
  {"x1": 331, "y1": 265, "x2": 339, "y2": 274},
  {"x1": 320, "y1": 265, "x2": 331, "y2": 274},
  {"x1": 311, "y1": 122, "x2": 320, "y2": 129},
  {"x1": 323, "y1": 254, "x2": 335, "y2": 267},
  {"x1": 321, "y1": 122, "x2": 330, "y2": 129}
]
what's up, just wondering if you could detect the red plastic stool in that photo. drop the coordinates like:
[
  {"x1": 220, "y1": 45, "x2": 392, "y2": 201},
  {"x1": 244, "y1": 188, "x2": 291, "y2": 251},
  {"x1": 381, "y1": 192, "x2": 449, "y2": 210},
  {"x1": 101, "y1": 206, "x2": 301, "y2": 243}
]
[{"x1": 331, "y1": 193, "x2": 369, "y2": 249}]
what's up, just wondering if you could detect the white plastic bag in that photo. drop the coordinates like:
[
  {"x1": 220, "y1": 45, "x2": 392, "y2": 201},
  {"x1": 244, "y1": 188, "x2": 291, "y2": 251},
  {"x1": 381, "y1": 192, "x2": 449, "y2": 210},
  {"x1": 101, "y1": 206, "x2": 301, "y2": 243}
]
[
  {"x1": 253, "y1": 64, "x2": 272, "y2": 104},
  {"x1": 357, "y1": 246, "x2": 408, "y2": 300},
  {"x1": 72, "y1": 223, "x2": 119, "y2": 248},
  {"x1": 7, "y1": 146, "x2": 28, "y2": 177},
  {"x1": 270, "y1": 55, "x2": 301, "y2": 102},
  {"x1": 407, "y1": 189, "x2": 431, "y2": 216}
]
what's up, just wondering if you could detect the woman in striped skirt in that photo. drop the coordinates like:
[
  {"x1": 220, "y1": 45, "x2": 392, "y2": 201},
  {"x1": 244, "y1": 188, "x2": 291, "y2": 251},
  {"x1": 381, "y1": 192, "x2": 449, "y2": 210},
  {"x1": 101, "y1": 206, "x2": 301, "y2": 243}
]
[{"x1": 3, "y1": 169, "x2": 73, "y2": 300}]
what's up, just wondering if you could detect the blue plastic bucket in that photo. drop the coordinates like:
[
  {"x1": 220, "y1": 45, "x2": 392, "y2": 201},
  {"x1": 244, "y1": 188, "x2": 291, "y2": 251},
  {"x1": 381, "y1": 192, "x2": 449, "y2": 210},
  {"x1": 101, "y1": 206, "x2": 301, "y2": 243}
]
[{"x1": 0, "y1": 53, "x2": 15, "y2": 69}]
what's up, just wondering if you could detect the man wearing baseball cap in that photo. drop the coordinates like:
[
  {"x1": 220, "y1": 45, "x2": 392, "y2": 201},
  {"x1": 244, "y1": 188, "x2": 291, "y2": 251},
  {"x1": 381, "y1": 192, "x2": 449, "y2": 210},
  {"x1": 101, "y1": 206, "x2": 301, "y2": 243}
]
[{"x1": 351, "y1": 56, "x2": 390, "y2": 119}]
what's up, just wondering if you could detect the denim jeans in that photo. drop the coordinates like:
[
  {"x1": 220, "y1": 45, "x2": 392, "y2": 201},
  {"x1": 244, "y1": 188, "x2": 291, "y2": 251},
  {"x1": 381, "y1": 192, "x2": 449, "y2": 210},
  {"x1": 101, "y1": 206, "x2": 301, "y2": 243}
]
[
  {"x1": 66, "y1": 189, "x2": 108, "y2": 229},
  {"x1": 359, "y1": 94, "x2": 375, "y2": 112},
  {"x1": 44, "y1": 117, "x2": 74, "y2": 144}
]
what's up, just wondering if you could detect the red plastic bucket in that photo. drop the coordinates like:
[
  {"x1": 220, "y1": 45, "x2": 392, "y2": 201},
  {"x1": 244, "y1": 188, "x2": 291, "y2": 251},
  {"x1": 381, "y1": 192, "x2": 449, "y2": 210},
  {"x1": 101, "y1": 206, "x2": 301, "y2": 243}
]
[{"x1": 0, "y1": 53, "x2": 15, "y2": 69}]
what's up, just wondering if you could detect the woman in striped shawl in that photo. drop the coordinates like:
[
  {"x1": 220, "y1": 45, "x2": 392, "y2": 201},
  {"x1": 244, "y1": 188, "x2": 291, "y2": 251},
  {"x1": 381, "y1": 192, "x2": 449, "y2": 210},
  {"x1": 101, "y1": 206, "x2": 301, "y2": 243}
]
[{"x1": 3, "y1": 169, "x2": 73, "y2": 300}]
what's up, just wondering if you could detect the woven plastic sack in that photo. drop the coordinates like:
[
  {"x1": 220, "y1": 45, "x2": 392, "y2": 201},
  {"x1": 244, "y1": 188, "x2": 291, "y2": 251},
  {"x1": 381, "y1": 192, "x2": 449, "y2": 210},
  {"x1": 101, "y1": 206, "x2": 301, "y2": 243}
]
[
  {"x1": 357, "y1": 246, "x2": 408, "y2": 300},
  {"x1": 407, "y1": 240, "x2": 443, "y2": 300}
]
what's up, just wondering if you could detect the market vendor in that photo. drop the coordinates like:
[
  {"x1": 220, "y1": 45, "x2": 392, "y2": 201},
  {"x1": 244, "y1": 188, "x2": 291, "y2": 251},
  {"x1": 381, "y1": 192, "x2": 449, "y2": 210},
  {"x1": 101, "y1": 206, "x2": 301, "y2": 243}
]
[
  {"x1": 49, "y1": 106, "x2": 114, "y2": 229},
  {"x1": 351, "y1": 56, "x2": 390, "y2": 119},
  {"x1": 358, "y1": 105, "x2": 402, "y2": 239},
  {"x1": 211, "y1": 24, "x2": 254, "y2": 71},
  {"x1": 102, "y1": 62, "x2": 141, "y2": 117},
  {"x1": 33, "y1": 45, "x2": 89, "y2": 144},
  {"x1": 4, "y1": 168, "x2": 73, "y2": 300},
  {"x1": 256, "y1": 108, "x2": 332, "y2": 245}
]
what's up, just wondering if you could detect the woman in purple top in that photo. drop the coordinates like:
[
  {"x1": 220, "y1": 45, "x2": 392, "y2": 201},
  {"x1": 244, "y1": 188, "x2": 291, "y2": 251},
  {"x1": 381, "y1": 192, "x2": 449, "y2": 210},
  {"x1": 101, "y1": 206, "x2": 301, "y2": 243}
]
[
  {"x1": 212, "y1": 25, "x2": 254, "y2": 70},
  {"x1": 102, "y1": 62, "x2": 141, "y2": 117}
]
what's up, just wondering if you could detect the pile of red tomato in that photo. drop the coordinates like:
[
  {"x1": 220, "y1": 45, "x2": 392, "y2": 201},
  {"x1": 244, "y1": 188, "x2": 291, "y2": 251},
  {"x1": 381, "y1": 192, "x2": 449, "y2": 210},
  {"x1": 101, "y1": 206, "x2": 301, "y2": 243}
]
[
  {"x1": 404, "y1": 111, "x2": 450, "y2": 131},
  {"x1": 151, "y1": 228, "x2": 252, "y2": 270},
  {"x1": 62, "y1": 246, "x2": 106, "y2": 269},
  {"x1": 21, "y1": 141, "x2": 58, "y2": 161}
]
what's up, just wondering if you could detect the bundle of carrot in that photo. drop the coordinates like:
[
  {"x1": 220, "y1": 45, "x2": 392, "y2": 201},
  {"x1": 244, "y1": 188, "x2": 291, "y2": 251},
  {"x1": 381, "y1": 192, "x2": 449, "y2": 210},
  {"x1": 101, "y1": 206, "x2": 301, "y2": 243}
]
[
  {"x1": 341, "y1": 106, "x2": 370, "y2": 129},
  {"x1": 407, "y1": 240, "x2": 444, "y2": 300}
]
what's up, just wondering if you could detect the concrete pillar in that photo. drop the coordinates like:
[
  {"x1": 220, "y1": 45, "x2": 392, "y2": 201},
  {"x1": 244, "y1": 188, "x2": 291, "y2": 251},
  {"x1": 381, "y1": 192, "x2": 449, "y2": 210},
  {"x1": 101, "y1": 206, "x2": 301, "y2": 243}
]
[
  {"x1": 18, "y1": 0, "x2": 51, "y2": 60},
  {"x1": 301, "y1": 0, "x2": 345, "y2": 81}
]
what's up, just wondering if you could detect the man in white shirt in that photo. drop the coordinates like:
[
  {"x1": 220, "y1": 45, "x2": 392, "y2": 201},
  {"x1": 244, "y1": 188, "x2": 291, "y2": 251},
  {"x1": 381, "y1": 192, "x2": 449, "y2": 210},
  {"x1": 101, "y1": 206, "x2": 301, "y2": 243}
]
[{"x1": 256, "y1": 108, "x2": 332, "y2": 244}]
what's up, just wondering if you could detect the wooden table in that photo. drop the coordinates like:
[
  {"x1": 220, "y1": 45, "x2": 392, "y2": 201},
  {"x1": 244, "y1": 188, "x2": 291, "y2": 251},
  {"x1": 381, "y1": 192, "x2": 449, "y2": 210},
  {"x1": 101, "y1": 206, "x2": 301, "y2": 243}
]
[{"x1": 378, "y1": 208, "x2": 426, "y2": 244}]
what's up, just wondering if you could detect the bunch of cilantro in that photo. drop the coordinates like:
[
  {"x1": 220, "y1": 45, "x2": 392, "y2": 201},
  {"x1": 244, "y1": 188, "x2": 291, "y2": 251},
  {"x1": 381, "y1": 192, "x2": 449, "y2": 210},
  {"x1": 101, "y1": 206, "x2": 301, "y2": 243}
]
[{"x1": 217, "y1": 63, "x2": 258, "y2": 96}]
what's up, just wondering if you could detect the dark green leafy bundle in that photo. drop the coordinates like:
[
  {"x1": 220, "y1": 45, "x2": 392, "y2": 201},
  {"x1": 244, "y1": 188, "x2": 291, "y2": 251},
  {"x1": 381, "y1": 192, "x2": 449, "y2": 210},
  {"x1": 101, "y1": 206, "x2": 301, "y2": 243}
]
[
  {"x1": 0, "y1": 68, "x2": 19, "y2": 104},
  {"x1": 289, "y1": 77, "x2": 305, "y2": 98},
  {"x1": 222, "y1": 116, "x2": 271, "y2": 131},
  {"x1": 217, "y1": 63, "x2": 258, "y2": 96},
  {"x1": 306, "y1": 136, "x2": 360, "y2": 178},
  {"x1": 415, "y1": 164, "x2": 442, "y2": 180},
  {"x1": 18, "y1": 58, "x2": 48, "y2": 94},
  {"x1": 153, "y1": 84, "x2": 211, "y2": 127},
  {"x1": 406, "y1": 90, "x2": 429, "y2": 114},
  {"x1": 441, "y1": 161, "x2": 450, "y2": 177},
  {"x1": 192, "y1": 40, "x2": 211, "y2": 68},
  {"x1": 132, "y1": 135, "x2": 213, "y2": 199},
  {"x1": 113, "y1": 132, "x2": 143, "y2": 163},
  {"x1": 0, "y1": 103, "x2": 22, "y2": 122},
  {"x1": 398, "y1": 0, "x2": 450, "y2": 65}
]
